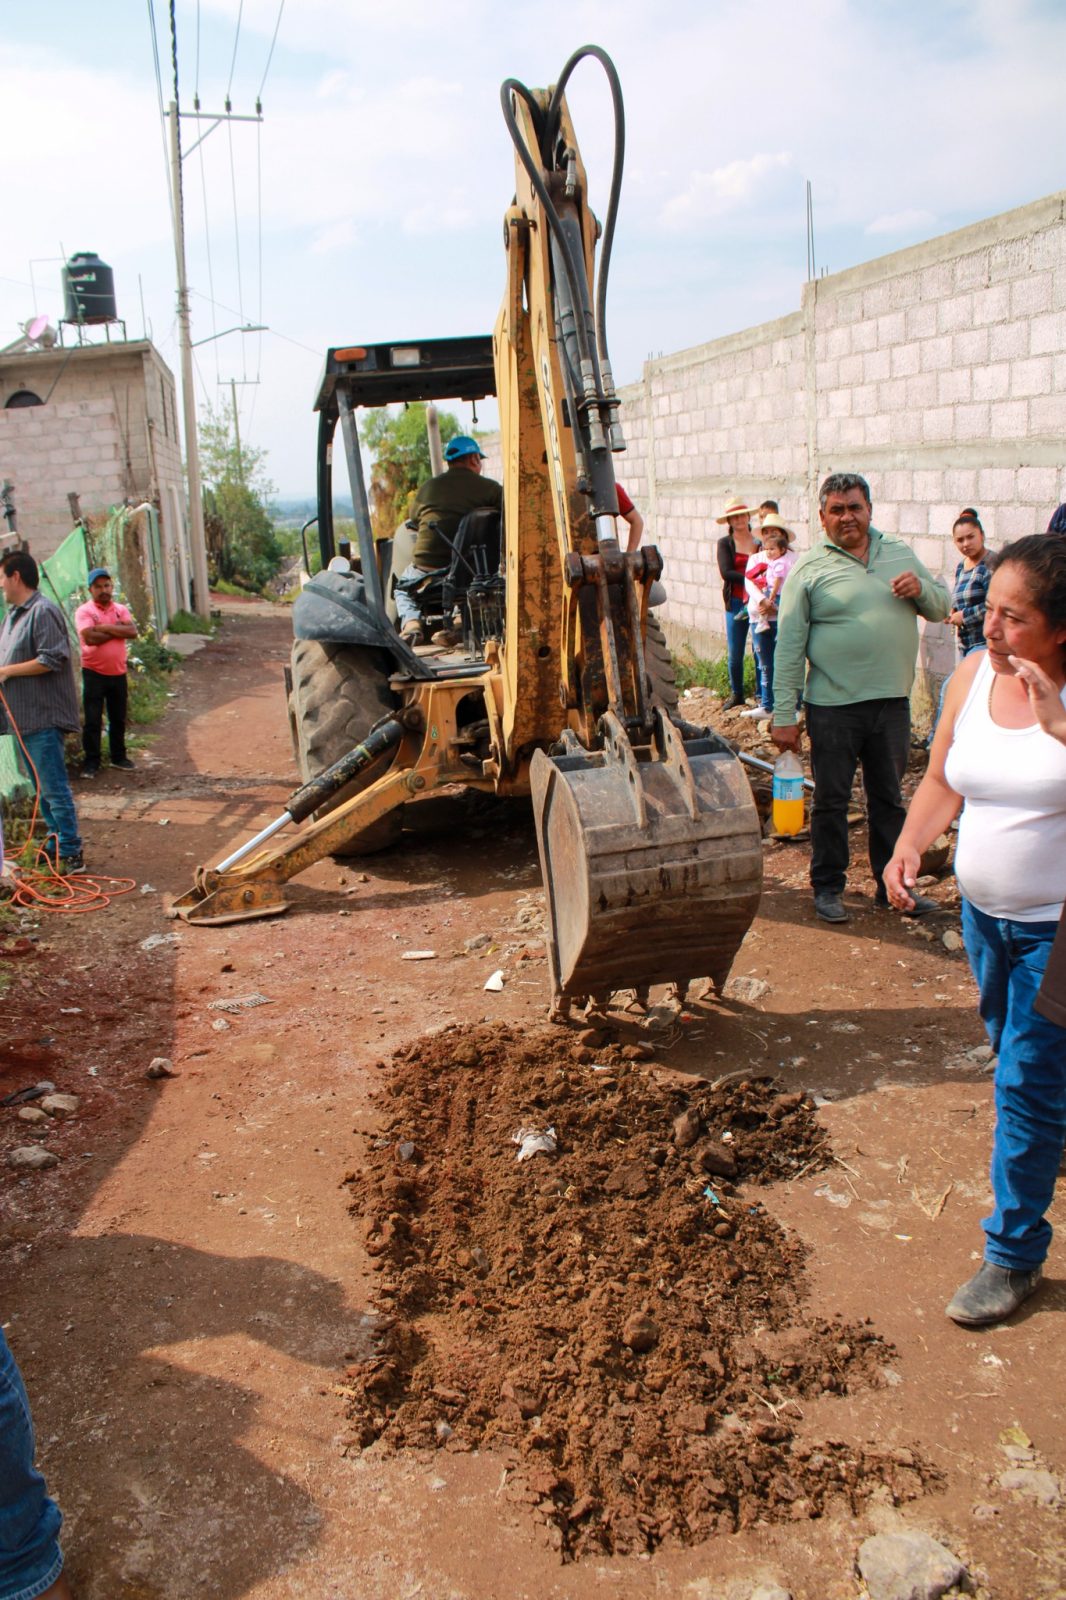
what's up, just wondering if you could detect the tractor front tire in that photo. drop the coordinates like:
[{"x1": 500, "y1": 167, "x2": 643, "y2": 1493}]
[
  {"x1": 288, "y1": 639, "x2": 404, "y2": 855},
  {"x1": 645, "y1": 613, "x2": 680, "y2": 715}
]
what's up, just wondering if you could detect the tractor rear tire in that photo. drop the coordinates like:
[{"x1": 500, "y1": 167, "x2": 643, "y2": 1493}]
[
  {"x1": 645, "y1": 613, "x2": 680, "y2": 715},
  {"x1": 288, "y1": 638, "x2": 404, "y2": 854}
]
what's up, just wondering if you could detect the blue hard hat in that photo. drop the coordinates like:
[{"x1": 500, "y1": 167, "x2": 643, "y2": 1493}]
[{"x1": 444, "y1": 434, "x2": 484, "y2": 462}]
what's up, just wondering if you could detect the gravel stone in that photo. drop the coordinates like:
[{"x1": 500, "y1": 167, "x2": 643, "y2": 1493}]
[
  {"x1": 857, "y1": 1531, "x2": 968, "y2": 1600},
  {"x1": 40, "y1": 1093, "x2": 79, "y2": 1117},
  {"x1": 7, "y1": 1146, "x2": 60, "y2": 1171},
  {"x1": 998, "y1": 1467, "x2": 1061, "y2": 1506}
]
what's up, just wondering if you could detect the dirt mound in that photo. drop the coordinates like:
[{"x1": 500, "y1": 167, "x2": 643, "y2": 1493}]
[{"x1": 343, "y1": 1023, "x2": 940, "y2": 1559}]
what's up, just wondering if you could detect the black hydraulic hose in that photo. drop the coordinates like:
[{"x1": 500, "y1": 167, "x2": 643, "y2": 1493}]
[
  {"x1": 544, "y1": 45, "x2": 625, "y2": 365},
  {"x1": 500, "y1": 75, "x2": 602, "y2": 394}
]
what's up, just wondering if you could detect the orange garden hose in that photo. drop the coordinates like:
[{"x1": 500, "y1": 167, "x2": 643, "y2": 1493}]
[{"x1": 0, "y1": 684, "x2": 137, "y2": 915}]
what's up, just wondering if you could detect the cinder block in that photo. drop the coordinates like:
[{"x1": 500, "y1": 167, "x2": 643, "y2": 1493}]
[
  {"x1": 929, "y1": 504, "x2": 958, "y2": 538},
  {"x1": 899, "y1": 502, "x2": 930, "y2": 536},
  {"x1": 920, "y1": 335, "x2": 953, "y2": 372},
  {"x1": 875, "y1": 501, "x2": 901, "y2": 533},
  {"x1": 837, "y1": 416, "x2": 865, "y2": 449},
  {"x1": 989, "y1": 238, "x2": 1032, "y2": 283},
  {"x1": 953, "y1": 327, "x2": 989, "y2": 366},
  {"x1": 922, "y1": 406, "x2": 953, "y2": 442},
  {"x1": 937, "y1": 368, "x2": 972, "y2": 405},
  {"x1": 1010, "y1": 272, "x2": 1054, "y2": 317},
  {"x1": 850, "y1": 320, "x2": 877, "y2": 353},
  {"x1": 937, "y1": 294, "x2": 974, "y2": 334},
  {"x1": 851, "y1": 383, "x2": 879, "y2": 416},
  {"x1": 954, "y1": 249, "x2": 991, "y2": 291},
  {"x1": 1011, "y1": 355, "x2": 1053, "y2": 398},
  {"x1": 826, "y1": 326, "x2": 851, "y2": 360},
  {"x1": 890, "y1": 341, "x2": 921, "y2": 378},
  {"x1": 913, "y1": 469, "x2": 945, "y2": 502},
  {"x1": 972, "y1": 361, "x2": 1010, "y2": 401},
  {"x1": 1030, "y1": 393, "x2": 1066, "y2": 433},
  {"x1": 1030, "y1": 311, "x2": 1066, "y2": 356},
  {"x1": 835, "y1": 290, "x2": 864, "y2": 325},
  {"x1": 815, "y1": 360, "x2": 839, "y2": 391},
  {"x1": 977, "y1": 466, "x2": 1017, "y2": 502},
  {"x1": 865, "y1": 412, "x2": 891, "y2": 446},
  {"x1": 943, "y1": 468, "x2": 979, "y2": 506},
  {"x1": 863, "y1": 349, "x2": 891, "y2": 383},
  {"x1": 1017, "y1": 466, "x2": 1060, "y2": 503},
  {"x1": 972, "y1": 283, "x2": 1011, "y2": 325},
  {"x1": 1030, "y1": 228, "x2": 1066, "y2": 271},
  {"x1": 919, "y1": 262, "x2": 955, "y2": 301},
  {"x1": 876, "y1": 311, "x2": 906, "y2": 347},
  {"x1": 997, "y1": 503, "x2": 1041, "y2": 539},
  {"x1": 827, "y1": 388, "x2": 853, "y2": 418},
  {"x1": 905, "y1": 372, "x2": 938, "y2": 409},
  {"x1": 989, "y1": 321, "x2": 1030, "y2": 361},
  {"x1": 838, "y1": 353, "x2": 863, "y2": 387},
  {"x1": 955, "y1": 403, "x2": 991, "y2": 441},
  {"x1": 1054, "y1": 352, "x2": 1066, "y2": 392},
  {"x1": 905, "y1": 303, "x2": 938, "y2": 340}
]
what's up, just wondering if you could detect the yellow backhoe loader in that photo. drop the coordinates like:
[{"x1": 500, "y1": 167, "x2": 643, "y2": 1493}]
[{"x1": 175, "y1": 46, "x2": 763, "y2": 1015}]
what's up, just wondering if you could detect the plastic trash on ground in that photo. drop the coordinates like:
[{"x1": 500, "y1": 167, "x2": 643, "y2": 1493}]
[{"x1": 512, "y1": 1124, "x2": 557, "y2": 1162}]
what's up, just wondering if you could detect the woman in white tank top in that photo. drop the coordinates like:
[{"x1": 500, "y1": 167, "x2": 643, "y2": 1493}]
[{"x1": 884, "y1": 535, "x2": 1066, "y2": 1330}]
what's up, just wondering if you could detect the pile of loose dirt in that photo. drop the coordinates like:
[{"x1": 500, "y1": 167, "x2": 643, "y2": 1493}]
[{"x1": 343, "y1": 1023, "x2": 940, "y2": 1559}]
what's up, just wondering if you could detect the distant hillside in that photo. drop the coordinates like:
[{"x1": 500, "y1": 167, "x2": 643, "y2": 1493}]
[{"x1": 270, "y1": 495, "x2": 354, "y2": 527}]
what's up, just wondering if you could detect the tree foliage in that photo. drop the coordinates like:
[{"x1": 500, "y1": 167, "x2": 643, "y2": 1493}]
[
  {"x1": 360, "y1": 403, "x2": 461, "y2": 540},
  {"x1": 199, "y1": 401, "x2": 283, "y2": 591}
]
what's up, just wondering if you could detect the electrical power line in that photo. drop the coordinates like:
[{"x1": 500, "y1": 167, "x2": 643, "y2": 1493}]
[
  {"x1": 257, "y1": 0, "x2": 286, "y2": 101},
  {"x1": 145, "y1": 0, "x2": 177, "y2": 233},
  {"x1": 225, "y1": 0, "x2": 245, "y2": 103}
]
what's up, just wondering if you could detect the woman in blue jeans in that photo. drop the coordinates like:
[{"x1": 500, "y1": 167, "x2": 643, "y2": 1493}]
[
  {"x1": 0, "y1": 1327, "x2": 71, "y2": 1600},
  {"x1": 714, "y1": 497, "x2": 762, "y2": 708},
  {"x1": 885, "y1": 535, "x2": 1066, "y2": 1327}
]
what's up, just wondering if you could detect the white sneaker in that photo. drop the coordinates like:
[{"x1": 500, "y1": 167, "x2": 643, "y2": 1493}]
[{"x1": 739, "y1": 706, "x2": 770, "y2": 718}]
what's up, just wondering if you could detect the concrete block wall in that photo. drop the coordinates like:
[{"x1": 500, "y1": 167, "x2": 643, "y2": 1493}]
[
  {"x1": 624, "y1": 189, "x2": 1066, "y2": 694},
  {"x1": 0, "y1": 397, "x2": 127, "y2": 554},
  {"x1": 0, "y1": 343, "x2": 186, "y2": 570}
]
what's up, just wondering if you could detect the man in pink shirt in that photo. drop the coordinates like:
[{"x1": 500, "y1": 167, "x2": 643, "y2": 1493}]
[{"x1": 74, "y1": 567, "x2": 138, "y2": 776}]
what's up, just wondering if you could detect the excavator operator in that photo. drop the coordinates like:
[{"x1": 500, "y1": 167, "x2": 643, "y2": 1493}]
[{"x1": 396, "y1": 435, "x2": 503, "y2": 646}]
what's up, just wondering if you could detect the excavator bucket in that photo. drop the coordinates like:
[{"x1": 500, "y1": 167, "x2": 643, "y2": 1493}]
[{"x1": 530, "y1": 712, "x2": 763, "y2": 1011}]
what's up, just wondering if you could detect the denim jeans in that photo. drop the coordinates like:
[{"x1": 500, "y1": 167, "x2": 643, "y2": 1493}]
[
  {"x1": 82, "y1": 668, "x2": 128, "y2": 765},
  {"x1": 724, "y1": 598, "x2": 762, "y2": 702},
  {"x1": 16, "y1": 730, "x2": 82, "y2": 860},
  {"x1": 751, "y1": 623, "x2": 776, "y2": 713},
  {"x1": 961, "y1": 898, "x2": 1066, "y2": 1272},
  {"x1": 805, "y1": 698, "x2": 909, "y2": 896},
  {"x1": 0, "y1": 1328, "x2": 64, "y2": 1600}
]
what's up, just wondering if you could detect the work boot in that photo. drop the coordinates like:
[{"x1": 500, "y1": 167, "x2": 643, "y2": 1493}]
[
  {"x1": 430, "y1": 627, "x2": 463, "y2": 647},
  {"x1": 946, "y1": 1261, "x2": 1042, "y2": 1327},
  {"x1": 111, "y1": 756, "x2": 135, "y2": 771},
  {"x1": 721, "y1": 694, "x2": 744, "y2": 711},
  {"x1": 875, "y1": 887, "x2": 939, "y2": 916},
  {"x1": 59, "y1": 853, "x2": 86, "y2": 875},
  {"x1": 813, "y1": 891, "x2": 849, "y2": 923}
]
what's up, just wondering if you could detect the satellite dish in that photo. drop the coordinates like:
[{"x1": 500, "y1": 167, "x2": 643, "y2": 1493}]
[{"x1": 26, "y1": 315, "x2": 50, "y2": 340}]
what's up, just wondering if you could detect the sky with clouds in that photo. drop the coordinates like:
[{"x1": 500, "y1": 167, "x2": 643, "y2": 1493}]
[{"x1": 3, "y1": 0, "x2": 1065, "y2": 495}]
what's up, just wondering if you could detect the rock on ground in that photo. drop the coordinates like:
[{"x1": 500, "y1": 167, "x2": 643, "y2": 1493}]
[
  {"x1": 7, "y1": 1146, "x2": 60, "y2": 1171},
  {"x1": 857, "y1": 1530, "x2": 968, "y2": 1600}
]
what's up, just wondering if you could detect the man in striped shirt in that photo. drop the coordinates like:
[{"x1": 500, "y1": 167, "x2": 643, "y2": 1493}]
[{"x1": 0, "y1": 551, "x2": 84, "y2": 871}]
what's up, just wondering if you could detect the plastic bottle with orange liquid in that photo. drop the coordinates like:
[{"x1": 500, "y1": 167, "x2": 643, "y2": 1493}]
[{"x1": 772, "y1": 751, "x2": 805, "y2": 835}]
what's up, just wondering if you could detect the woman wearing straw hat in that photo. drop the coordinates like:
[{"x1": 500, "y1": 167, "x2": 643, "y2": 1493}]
[{"x1": 715, "y1": 497, "x2": 762, "y2": 709}]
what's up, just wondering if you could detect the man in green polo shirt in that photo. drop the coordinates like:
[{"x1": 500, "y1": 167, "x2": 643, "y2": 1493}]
[
  {"x1": 394, "y1": 435, "x2": 502, "y2": 646},
  {"x1": 771, "y1": 472, "x2": 949, "y2": 924}
]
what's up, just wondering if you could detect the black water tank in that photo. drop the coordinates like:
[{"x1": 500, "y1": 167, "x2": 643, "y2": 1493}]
[{"x1": 62, "y1": 252, "x2": 118, "y2": 325}]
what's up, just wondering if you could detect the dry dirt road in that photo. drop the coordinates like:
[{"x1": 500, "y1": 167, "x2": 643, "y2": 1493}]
[{"x1": 1, "y1": 598, "x2": 1063, "y2": 1600}]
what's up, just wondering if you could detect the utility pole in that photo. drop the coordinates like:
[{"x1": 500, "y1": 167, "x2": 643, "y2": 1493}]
[
  {"x1": 166, "y1": 97, "x2": 263, "y2": 615},
  {"x1": 230, "y1": 378, "x2": 243, "y2": 484},
  {"x1": 168, "y1": 99, "x2": 211, "y2": 616}
]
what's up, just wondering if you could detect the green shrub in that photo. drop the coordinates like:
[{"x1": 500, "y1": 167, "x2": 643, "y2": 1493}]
[
  {"x1": 673, "y1": 646, "x2": 756, "y2": 697},
  {"x1": 168, "y1": 609, "x2": 214, "y2": 634}
]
